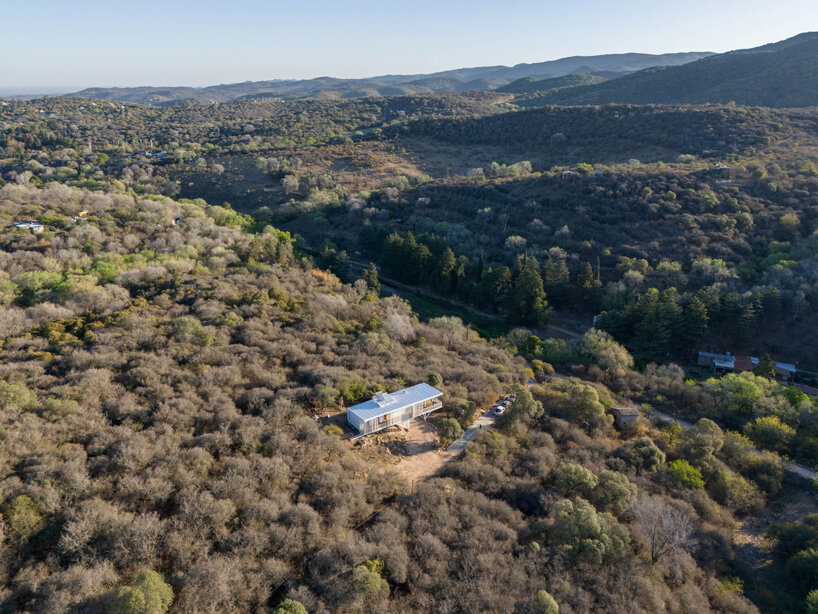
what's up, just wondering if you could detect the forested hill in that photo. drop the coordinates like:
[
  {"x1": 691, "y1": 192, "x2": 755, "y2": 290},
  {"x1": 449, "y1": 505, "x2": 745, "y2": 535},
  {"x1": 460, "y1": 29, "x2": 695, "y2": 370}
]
[
  {"x1": 63, "y1": 51, "x2": 709, "y2": 105},
  {"x1": 524, "y1": 32, "x2": 818, "y2": 108}
]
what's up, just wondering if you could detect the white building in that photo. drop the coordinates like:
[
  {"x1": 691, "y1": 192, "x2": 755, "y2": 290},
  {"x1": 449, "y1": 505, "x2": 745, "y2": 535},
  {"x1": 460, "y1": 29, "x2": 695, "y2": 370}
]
[
  {"x1": 12, "y1": 221, "x2": 43, "y2": 234},
  {"x1": 347, "y1": 383, "x2": 443, "y2": 436}
]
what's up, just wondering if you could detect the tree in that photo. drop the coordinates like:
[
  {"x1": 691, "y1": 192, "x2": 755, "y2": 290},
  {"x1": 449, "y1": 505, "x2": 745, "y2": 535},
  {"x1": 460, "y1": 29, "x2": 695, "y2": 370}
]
[
  {"x1": 362, "y1": 262, "x2": 380, "y2": 295},
  {"x1": 427, "y1": 373, "x2": 443, "y2": 388},
  {"x1": 536, "y1": 590, "x2": 559, "y2": 614},
  {"x1": 431, "y1": 247, "x2": 456, "y2": 293},
  {"x1": 506, "y1": 258, "x2": 550, "y2": 325},
  {"x1": 271, "y1": 599, "x2": 308, "y2": 614},
  {"x1": 3, "y1": 494, "x2": 44, "y2": 539},
  {"x1": 110, "y1": 570, "x2": 173, "y2": 614},
  {"x1": 549, "y1": 498, "x2": 630, "y2": 565},
  {"x1": 629, "y1": 497, "x2": 694, "y2": 564},
  {"x1": 617, "y1": 437, "x2": 666, "y2": 472},
  {"x1": 744, "y1": 416, "x2": 796, "y2": 453},
  {"x1": 593, "y1": 470, "x2": 638, "y2": 515},
  {"x1": 507, "y1": 385, "x2": 543, "y2": 424},
  {"x1": 548, "y1": 381, "x2": 611, "y2": 431},
  {"x1": 281, "y1": 174, "x2": 299, "y2": 194},
  {"x1": 754, "y1": 354, "x2": 776, "y2": 380},
  {"x1": 554, "y1": 463, "x2": 598, "y2": 498},
  {"x1": 788, "y1": 548, "x2": 818, "y2": 591},
  {"x1": 351, "y1": 561, "x2": 389, "y2": 599},
  {"x1": 806, "y1": 589, "x2": 818, "y2": 614},
  {"x1": 678, "y1": 297, "x2": 709, "y2": 351},
  {"x1": 579, "y1": 329, "x2": 633, "y2": 372},
  {"x1": 667, "y1": 460, "x2": 704, "y2": 489},
  {"x1": 437, "y1": 418, "x2": 463, "y2": 448}
]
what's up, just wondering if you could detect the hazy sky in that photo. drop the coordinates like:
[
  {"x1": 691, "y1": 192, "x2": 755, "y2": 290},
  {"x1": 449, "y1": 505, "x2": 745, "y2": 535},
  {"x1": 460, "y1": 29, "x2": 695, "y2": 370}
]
[{"x1": 2, "y1": 0, "x2": 816, "y2": 90}]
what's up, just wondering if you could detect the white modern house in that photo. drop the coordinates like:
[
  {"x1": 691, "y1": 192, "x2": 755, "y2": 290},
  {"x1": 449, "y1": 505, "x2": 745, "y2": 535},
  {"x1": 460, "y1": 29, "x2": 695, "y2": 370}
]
[
  {"x1": 12, "y1": 221, "x2": 43, "y2": 234},
  {"x1": 347, "y1": 383, "x2": 443, "y2": 436}
]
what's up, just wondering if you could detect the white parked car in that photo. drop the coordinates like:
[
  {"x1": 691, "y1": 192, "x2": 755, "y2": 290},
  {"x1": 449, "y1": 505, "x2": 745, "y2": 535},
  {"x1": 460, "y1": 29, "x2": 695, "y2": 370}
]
[{"x1": 493, "y1": 405, "x2": 505, "y2": 415}]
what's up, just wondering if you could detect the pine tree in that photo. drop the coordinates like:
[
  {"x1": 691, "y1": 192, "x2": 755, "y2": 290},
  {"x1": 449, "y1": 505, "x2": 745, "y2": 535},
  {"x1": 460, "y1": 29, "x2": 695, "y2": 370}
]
[
  {"x1": 432, "y1": 248, "x2": 456, "y2": 293},
  {"x1": 754, "y1": 354, "x2": 776, "y2": 380},
  {"x1": 362, "y1": 262, "x2": 380, "y2": 295},
  {"x1": 507, "y1": 258, "x2": 550, "y2": 325},
  {"x1": 677, "y1": 296, "x2": 709, "y2": 351}
]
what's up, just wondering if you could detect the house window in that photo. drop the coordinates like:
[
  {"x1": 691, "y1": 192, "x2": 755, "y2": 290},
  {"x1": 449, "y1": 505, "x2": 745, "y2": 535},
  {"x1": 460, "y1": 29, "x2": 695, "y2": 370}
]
[{"x1": 379, "y1": 413, "x2": 390, "y2": 424}]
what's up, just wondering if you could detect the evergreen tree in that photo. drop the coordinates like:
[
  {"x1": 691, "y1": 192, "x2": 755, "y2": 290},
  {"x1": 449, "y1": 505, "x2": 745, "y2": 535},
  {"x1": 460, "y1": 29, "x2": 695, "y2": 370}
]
[
  {"x1": 507, "y1": 258, "x2": 550, "y2": 325},
  {"x1": 677, "y1": 296, "x2": 709, "y2": 351},
  {"x1": 432, "y1": 248, "x2": 456, "y2": 293},
  {"x1": 543, "y1": 258, "x2": 571, "y2": 306},
  {"x1": 362, "y1": 262, "x2": 380, "y2": 295},
  {"x1": 754, "y1": 353, "x2": 776, "y2": 380}
]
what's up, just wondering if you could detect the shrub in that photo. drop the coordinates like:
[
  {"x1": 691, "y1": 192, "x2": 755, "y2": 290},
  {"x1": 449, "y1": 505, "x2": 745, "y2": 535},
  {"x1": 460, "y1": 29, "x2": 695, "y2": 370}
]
[
  {"x1": 109, "y1": 570, "x2": 173, "y2": 614},
  {"x1": 549, "y1": 498, "x2": 630, "y2": 565},
  {"x1": 744, "y1": 416, "x2": 796, "y2": 452},
  {"x1": 788, "y1": 548, "x2": 818, "y2": 592},
  {"x1": 3, "y1": 495, "x2": 45, "y2": 539},
  {"x1": 0, "y1": 382, "x2": 38, "y2": 410},
  {"x1": 554, "y1": 463, "x2": 598, "y2": 499},
  {"x1": 271, "y1": 600, "x2": 308, "y2": 614},
  {"x1": 427, "y1": 373, "x2": 443, "y2": 387},
  {"x1": 617, "y1": 437, "x2": 666, "y2": 471},
  {"x1": 437, "y1": 418, "x2": 463, "y2": 448},
  {"x1": 536, "y1": 589, "x2": 559, "y2": 614},
  {"x1": 593, "y1": 470, "x2": 638, "y2": 515},
  {"x1": 351, "y1": 562, "x2": 389, "y2": 599},
  {"x1": 667, "y1": 460, "x2": 705, "y2": 489}
]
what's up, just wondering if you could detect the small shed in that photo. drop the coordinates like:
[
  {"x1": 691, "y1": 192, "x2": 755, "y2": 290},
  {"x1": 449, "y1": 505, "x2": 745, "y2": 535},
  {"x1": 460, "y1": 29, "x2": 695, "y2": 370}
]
[
  {"x1": 347, "y1": 383, "x2": 443, "y2": 436},
  {"x1": 610, "y1": 407, "x2": 639, "y2": 429}
]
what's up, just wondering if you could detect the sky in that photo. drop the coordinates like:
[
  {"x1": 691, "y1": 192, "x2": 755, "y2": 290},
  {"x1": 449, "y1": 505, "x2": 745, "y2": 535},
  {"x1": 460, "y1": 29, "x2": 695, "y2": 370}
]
[{"x1": 1, "y1": 0, "x2": 816, "y2": 92}]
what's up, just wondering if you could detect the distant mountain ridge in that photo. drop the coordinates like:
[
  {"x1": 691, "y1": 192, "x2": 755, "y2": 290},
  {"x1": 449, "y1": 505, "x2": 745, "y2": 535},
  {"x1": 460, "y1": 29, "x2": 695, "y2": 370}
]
[
  {"x1": 520, "y1": 32, "x2": 818, "y2": 108},
  {"x1": 65, "y1": 51, "x2": 711, "y2": 105}
]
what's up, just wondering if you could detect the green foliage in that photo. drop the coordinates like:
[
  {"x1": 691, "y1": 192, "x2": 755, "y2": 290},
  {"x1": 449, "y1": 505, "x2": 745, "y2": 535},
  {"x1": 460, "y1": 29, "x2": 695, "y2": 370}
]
[
  {"x1": 506, "y1": 258, "x2": 550, "y2": 325},
  {"x1": 427, "y1": 373, "x2": 443, "y2": 388},
  {"x1": 743, "y1": 416, "x2": 796, "y2": 452},
  {"x1": 540, "y1": 380, "x2": 611, "y2": 431},
  {"x1": 322, "y1": 424, "x2": 343, "y2": 438},
  {"x1": 806, "y1": 589, "x2": 818, "y2": 614},
  {"x1": 667, "y1": 460, "x2": 704, "y2": 489},
  {"x1": 351, "y1": 562, "x2": 389, "y2": 599},
  {"x1": 554, "y1": 463, "x2": 598, "y2": 499},
  {"x1": 3, "y1": 495, "x2": 45, "y2": 539},
  {"x1": 548, "y1": 498, "x2": 630, "y2": 565},
  {"x1": 536, "y1": 589, "x2": 559, "y2": 614},
  {"x1": 271, "y1": 600, "x2": 308, "y2": 614},
  {"x1": 0, "y1": 382, "x2": 38, "y2": 410},
  {"x1": 754, "y1": 354, "x2": 776, "y2": 379},
  {"x1": 617, "y1": 437, "x2": 666, "y2": 471},
  {"x1": 593, "y1": 470, "x2": 638, "y2": 515},
  {"x1": 109, "y1": 571, "x2": 173, "y2": 614},
  {"x1": 788, "y1": 548, "x2": 818, "y2": 592},
  {"x1": 580, "y1": 329, "x2": 633, "y2": 372},
  {"x1": 506, "y1": 386, "x2": 543, "y2": 425},
  {"x1": 437, "y1": 418, "x2": 463, "y2": 448}
]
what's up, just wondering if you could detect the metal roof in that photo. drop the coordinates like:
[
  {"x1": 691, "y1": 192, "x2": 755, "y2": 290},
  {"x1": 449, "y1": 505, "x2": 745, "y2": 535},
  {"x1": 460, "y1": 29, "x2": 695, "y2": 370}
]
[{"x1": 347, "y1": 383, "x2": 442, "y2": 421}]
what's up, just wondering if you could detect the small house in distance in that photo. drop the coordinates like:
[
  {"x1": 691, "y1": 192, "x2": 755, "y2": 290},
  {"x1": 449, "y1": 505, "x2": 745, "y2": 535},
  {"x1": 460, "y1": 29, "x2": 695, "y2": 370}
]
[
  {"x1": 12, "y1": 221, "x2": 44, "y2": 234},
  {"x1": 347, "y1": 383, "x2": 443, "y2": 436},
  {"x1": 610, "y1": 407, "x2": 639, "y2": 429}
]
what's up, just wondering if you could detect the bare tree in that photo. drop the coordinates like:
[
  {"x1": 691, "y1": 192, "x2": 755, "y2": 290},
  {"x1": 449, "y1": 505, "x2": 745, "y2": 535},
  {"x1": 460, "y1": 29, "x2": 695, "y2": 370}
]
[{"x1": 629, "y1": 497, "x2": 694, "y2": 564}]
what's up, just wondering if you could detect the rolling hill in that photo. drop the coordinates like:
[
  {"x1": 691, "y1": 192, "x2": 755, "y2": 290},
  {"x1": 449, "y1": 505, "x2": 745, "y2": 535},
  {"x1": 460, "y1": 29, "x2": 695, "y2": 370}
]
[
  {"x1": 65, "y1": 51, "x2": 710, "y2": 104},
  {"x1": 526, "y1": 32, "x2": 818, "y2": 108}
]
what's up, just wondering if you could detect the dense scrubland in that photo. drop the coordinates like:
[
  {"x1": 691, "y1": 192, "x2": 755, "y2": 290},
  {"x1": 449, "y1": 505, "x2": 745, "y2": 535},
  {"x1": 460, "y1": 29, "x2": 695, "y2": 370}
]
[{"x1": 2, "y1": 83, "x2": 818, "y2": 613}]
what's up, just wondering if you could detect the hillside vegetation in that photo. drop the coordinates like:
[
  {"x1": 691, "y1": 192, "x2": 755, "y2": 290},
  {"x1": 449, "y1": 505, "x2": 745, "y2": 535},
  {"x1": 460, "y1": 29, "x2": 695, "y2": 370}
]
[
  {"x1": 63, "y1": 52, "x2": 710, "y2": 105},
  {"x1": 523, "y1": 33, "x2": 818, "y2": 108}
]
